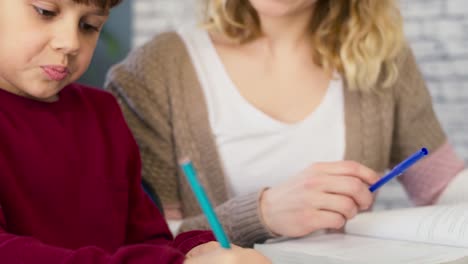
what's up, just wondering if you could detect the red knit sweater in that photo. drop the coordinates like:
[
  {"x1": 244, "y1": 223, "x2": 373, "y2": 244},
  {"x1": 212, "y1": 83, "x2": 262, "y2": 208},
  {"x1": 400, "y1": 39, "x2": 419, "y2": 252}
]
[{"x1": 0, "y1": 83, "x2": 214, "y2": 263}]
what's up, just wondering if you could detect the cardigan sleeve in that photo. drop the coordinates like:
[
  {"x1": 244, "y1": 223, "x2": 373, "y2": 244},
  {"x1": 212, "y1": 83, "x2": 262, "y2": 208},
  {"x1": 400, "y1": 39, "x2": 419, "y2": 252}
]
[
  {"x1": 105, "y1": 33, "x2": 277, "y2": 247},
  {"x1": 178, "y1": 190, "x2": 276, "y2": 247},
  {"x1": 390, "y1": 46, "x2": 465, "y2": 205},
  {"x1": 105, "y1": 33, "x2": 182, "y2": 213},
  {"x1": 120, "y1": 106, "x2": 216, "y2": 253}
]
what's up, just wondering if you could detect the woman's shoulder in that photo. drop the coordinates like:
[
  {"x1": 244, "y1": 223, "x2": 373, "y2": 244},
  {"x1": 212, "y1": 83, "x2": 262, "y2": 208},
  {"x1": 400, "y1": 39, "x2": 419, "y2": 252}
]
[
  {"x1": 363, "y1": 42, "x2": 422, "y2": 96},
  {"x1": 106, "y1": 30, "x2": 192, "y2": 87},
  {"x1": 391, "y1": 43, "x2": 429, "y2": 96},
  {"x1": 394, "y1": 43, "x2": 414, "y2": 69},
  {"x1": 132, "y1": 31, "x2": 187, "y2": 62},
  {"x1": 146, "y1": 31, "x2": 185, "y2": 50}
]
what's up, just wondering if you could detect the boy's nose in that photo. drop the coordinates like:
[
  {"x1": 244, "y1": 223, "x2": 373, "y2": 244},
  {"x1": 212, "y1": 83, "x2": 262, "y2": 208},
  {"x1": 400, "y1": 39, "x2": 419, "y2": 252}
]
[{"x1": 50, "y1": 23, "x2": 81, "y2": 56}]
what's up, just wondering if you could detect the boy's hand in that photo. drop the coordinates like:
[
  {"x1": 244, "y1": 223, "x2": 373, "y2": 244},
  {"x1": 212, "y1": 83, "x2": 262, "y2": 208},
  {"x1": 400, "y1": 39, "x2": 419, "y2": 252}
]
[
  {"x1": 184, "y1": 247, "x2": 271, "y2": 264},
  {"x1": 185, "y1": 241, "x2": 221, "y2": 258}
]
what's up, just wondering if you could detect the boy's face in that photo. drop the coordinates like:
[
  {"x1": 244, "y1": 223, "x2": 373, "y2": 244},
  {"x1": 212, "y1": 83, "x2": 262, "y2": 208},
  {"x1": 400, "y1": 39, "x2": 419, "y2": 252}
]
[{"x1": 0, "y1": 0, "x2": 109, "y2": 102}]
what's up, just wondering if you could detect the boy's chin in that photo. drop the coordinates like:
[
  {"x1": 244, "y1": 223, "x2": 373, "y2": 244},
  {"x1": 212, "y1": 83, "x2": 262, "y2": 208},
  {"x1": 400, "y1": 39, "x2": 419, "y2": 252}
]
[
  {"x1": 36, "y1": 94, "x2": 60, "y2": 102},
  {"x1": 24, "y1": 85, "x2": 64, "y2": 102},
  {"x1": 24, "y1": 93, "x2": 59, "y2": 103}
]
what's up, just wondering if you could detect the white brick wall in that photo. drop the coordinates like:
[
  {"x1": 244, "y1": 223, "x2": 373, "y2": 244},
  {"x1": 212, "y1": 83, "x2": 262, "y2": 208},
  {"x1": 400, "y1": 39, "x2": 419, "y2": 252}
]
[
  {"x1": 132, "y1": 0, "x2": 198, "y2": 47},
  {"x1": 132, "y1": 0, "x2": 468, "y2": 208}
]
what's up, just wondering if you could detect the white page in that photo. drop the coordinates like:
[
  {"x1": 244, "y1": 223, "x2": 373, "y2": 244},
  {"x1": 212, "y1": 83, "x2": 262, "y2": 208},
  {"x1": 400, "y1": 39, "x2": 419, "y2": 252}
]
[
  {"x1": 345, "y1": 203, "x2": 468, "y2": 247},
  {"x1": 167, "y1": 220, "x2": 182, "y2": 235},
  {"x1": 255, "y1": 233, "x2": 468, "y2": 264},
  {"x1": 437, "y1": 169, "x2": 468, "y2": 205}
]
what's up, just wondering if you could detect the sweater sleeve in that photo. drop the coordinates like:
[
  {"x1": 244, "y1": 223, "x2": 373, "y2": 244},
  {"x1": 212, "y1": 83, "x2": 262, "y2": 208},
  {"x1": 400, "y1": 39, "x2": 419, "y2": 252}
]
[
  {"x1": 104, "y1": 33, "x2": 276, "y2": 247},
  {"x1": 391, "y1": 46, "x2": 465, "y2": 205},
  {"x1": 0, "y1": 200, "x2": 186, "y2": 263},
  {"x1": 0, "y1": 97, "x2": 215, "y2": 264}
]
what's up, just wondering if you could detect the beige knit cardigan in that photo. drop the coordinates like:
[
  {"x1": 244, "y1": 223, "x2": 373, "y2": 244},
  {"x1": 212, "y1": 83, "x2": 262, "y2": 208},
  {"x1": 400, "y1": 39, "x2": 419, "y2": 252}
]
[{"x1": 105, "y1": 32, "x2": 453, "y2": 247}]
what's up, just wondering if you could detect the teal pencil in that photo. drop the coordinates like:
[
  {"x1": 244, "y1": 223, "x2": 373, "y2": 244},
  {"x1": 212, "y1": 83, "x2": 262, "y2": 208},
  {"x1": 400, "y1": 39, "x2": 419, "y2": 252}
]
[{"x1": 179, "y1": 158, "x2": 231, "y2": 249}]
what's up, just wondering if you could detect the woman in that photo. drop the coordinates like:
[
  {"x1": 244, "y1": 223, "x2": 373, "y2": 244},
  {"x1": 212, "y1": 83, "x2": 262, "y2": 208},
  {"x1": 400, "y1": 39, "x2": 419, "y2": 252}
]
[{"x1": 105, "y1": 0, "x2": 465, "y2": 247}]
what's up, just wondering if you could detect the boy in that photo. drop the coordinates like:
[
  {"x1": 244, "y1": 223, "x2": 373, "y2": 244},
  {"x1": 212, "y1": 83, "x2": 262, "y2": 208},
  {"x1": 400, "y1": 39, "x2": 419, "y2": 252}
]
[{"x1": 0, "y1": 0, "x2": 269, "y2": 263}]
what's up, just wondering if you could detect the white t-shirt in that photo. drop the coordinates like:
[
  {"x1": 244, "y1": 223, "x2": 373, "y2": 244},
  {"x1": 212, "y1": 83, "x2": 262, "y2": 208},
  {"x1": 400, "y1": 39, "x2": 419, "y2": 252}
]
[{"x1": 178, "y1": 24, "x2": 345, "y2": 196}]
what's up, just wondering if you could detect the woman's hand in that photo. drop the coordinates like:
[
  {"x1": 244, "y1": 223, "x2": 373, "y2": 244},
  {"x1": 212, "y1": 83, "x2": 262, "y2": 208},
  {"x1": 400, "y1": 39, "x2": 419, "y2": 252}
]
[
  {"x1": 260, "y1": 161, "x2": 379, "y2": 237},
  {"x1": 184, "y1": 246, "x2": 271, "y2": 264}
]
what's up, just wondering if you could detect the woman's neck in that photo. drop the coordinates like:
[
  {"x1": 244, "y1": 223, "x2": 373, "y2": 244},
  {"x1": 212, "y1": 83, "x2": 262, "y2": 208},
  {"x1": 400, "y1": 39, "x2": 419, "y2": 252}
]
[{"x1": 256, "y1": 8, "x2": 314, "y2": 58}]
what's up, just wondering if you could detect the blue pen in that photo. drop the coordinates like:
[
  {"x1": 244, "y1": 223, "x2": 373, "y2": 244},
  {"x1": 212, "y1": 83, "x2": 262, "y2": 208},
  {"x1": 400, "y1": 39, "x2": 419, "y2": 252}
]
[
  {"x1": 369, "y1": 147, "x2": 429, "y2": 192},
  {"x1": 179, "y1": 158, "x2": 231, "y2": 249}
]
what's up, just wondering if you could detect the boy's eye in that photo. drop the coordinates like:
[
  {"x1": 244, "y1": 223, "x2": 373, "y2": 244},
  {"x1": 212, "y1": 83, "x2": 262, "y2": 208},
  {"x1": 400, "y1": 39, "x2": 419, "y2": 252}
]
[
  {"x1": 34, "y1": 6, "x2": 56, "y2": 17},
  {"x1": 80, "y1": 21, "x2": 100, "y2": 33}
]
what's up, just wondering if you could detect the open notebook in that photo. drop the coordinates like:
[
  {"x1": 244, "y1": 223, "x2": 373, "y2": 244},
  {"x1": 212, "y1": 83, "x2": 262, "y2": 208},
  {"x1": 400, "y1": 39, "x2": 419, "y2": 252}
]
[{"x1": 255, "y1": 202, "x2": 468, "y2": 264}]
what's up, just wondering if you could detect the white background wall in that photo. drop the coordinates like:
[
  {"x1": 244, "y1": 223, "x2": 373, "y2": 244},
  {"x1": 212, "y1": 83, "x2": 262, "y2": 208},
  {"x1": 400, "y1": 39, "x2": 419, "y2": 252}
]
[{"x1": 131, "y1": 0, "x2": 468, "y2": 209}]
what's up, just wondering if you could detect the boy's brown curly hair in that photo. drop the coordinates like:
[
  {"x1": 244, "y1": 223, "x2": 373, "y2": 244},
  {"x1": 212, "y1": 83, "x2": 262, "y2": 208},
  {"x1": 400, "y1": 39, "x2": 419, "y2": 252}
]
[{"x1": 72, "y1": 0, "x2": 122, "y2": 9}]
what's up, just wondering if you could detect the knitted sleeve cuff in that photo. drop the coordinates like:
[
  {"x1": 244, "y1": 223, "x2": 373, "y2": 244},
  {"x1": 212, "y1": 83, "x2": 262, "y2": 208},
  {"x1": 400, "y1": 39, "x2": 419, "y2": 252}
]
[{"x1": 228, "y1": 189, "x2": 279, "y2": 247}]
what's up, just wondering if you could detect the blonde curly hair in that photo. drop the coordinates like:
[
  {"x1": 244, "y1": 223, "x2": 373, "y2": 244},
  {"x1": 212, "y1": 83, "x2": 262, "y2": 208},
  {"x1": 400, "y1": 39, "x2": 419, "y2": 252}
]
[{"x1": 201, "y1": 0, "x2": 405, "y2": 92}]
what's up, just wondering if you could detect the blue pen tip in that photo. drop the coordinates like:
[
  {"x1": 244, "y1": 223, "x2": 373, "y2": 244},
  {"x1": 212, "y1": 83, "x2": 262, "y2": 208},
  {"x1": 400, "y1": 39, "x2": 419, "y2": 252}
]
[{"x1": 421, "y1": 147, "x2": 429, "y2": 155}]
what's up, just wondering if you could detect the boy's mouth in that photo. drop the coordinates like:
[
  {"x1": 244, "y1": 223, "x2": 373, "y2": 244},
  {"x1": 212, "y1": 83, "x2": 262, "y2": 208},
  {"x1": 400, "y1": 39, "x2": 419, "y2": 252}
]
[{"x1": 41, "y1": 65, "x2": 70, "y2": 81}]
